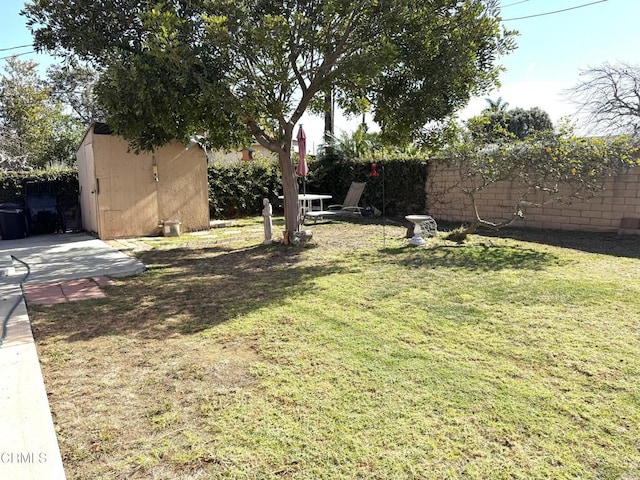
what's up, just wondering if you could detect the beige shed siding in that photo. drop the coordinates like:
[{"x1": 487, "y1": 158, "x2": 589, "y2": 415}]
[
  {"x1": 426, "y1": 161, "x2": 640, "y2": 233},
  {"x1": 77, "y1": 125, "x2": 210, "y2": 239},
  {"x1": 76, "y1": 130, "x2": 98, "y2": 234},
  {"x1": 155, "y1": 142, "x2": 209, "y2": 231},
  {"x1": 92, "y1": 133, "x2": 161, "y2": 238}
]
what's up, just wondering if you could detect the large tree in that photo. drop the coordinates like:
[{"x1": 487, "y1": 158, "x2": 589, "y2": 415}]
[
  {"x1": 47, "y1": 59, "x2": 105, "y2": 124},
  {"x1": 0, "y1": 57, "x2": 83, "y2": 168},
  {"x1": 468, "y1": 100, "x2": 553, "y2": 143},
  {"x1": 569, "y1": 62, "x2": 640, "y2": 136},
  {"x1": 24, "y1": 0, "x2": 515, "y2": 239}
]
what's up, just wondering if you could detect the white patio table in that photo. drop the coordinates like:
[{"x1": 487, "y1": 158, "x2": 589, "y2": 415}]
[{"x1": 278, "y1": 193, "x2": 332, "y2": 218}]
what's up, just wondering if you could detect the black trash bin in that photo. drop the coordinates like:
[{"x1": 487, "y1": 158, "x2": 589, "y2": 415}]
[
  {"x1": 24, "y1": 181, "x2": 63, "y2": 234},
  {"x1": 0, "y1": 203, "x2": 27, "y2": 240}
]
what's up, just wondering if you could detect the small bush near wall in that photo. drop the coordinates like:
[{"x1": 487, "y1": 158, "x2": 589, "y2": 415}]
[
  {"x1": 308, "y1": 155, "x2": 429, "y2": 215},
  {"x1": 0, "y1": 168, "x2": 79, "y2": 207},
  {"x1": 208, "y1": 160, "x2": 282, "y2": 218}
]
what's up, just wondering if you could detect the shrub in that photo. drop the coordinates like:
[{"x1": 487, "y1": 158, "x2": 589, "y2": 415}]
[
  {"x1": 0, "y1": 167, "x2": 79, "y2": 207},
  {"x1": 308, "y1": 155, "x2": 428, "y2": 215},
  {"x1": 208, "y1": 159, "x2": 282, "y2": 218}
]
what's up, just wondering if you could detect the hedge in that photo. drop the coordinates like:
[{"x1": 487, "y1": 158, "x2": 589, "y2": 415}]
[
  {"x1": 1, "y1": 157, "x2": 429, "y2": 222},
  {"x1": 208, "y1": 160, "x2": 282, "y2": 218},
  {"x1": 307, "y1": 155, "x2": 429, "y2": 216},
  {"x1": 0, "y1": 168, "x2": 79, "y2": 208},
  {"x1": 207, "y1": 156, "x2": 429, "y2": 218}
]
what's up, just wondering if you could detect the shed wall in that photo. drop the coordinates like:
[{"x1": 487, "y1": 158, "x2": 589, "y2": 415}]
[
  {"x1": 77, "y1": 128, "x2": 209, "y2": 239},
  {"x1": 76, "y1": 128, "x2": 99, "y2": 234},
  {"x1": 155, "y1": 142, "x2": 209, "y2": 232},
  {"x1": 92, "y1": 134, "x2": 160, "y2": 239}
]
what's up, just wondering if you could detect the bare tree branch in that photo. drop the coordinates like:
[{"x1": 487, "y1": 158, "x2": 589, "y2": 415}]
[{"x1": 567, "y1": 62, "x2": 640, "y2": 136}]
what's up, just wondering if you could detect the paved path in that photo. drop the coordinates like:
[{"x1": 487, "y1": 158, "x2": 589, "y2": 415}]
[
  {"x1": 0, "y1": 233, "x2": 145, "y2": 480},
  {"x1": 23, "y1": 276, "x2": 114, "y2": 306}
]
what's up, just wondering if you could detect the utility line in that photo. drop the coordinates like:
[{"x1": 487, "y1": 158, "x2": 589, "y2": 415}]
[
  {"x1": 0, "y1": 44, "x2": 33, "y2": 52},
  {"x1": 501, "y1": 0, "x2": 529, "y2": 8},
  {"x1": 503, "y1": 0, "x2": 607, "y2": 21},
  {"x1": 0, "y1": 51, "x2": 37, "y2": 61}
]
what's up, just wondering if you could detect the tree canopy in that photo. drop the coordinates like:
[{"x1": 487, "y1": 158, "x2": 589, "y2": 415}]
[
  {"x1": 467, "y1": 99, "x2": 553, "y2": 143},
  {"x1": 0, "y1": 57, "x2": 84, "y2": 168},
  {"x1": 47, "y1": 59, "x2": 104, "y2": 125},
  {"x1": 24, "y1": 0, "x2": 516, "y2": 237}
]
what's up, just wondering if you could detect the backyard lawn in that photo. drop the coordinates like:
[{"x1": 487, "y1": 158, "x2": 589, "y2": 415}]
[{"x1": 30, "y1": 218, "x2": 640, "y2": 479}]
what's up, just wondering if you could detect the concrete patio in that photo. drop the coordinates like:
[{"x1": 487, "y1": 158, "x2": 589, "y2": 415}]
[{"x1": 0, "y1": 233, "x2": 145, "y2": 480}]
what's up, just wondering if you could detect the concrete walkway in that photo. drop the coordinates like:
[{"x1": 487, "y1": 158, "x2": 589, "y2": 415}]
[{"x1": 0, "y1": 233, "x2": 145, "y2": 480}]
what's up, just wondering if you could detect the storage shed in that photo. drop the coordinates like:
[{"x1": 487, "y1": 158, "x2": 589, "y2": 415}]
[{"x1": 77, "y1": 123, "x2": 210, "y2": 239}]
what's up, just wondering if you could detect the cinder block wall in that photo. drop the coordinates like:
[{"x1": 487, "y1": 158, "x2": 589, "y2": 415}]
[{"x1": 426, "y1": 162, "x2": 640, "y2": 233}]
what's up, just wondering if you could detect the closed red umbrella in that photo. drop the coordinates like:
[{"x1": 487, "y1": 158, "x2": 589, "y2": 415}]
[
  {"x1": 296, "y1": 125, "x2": 308, "y2": 175},
  {"x1": 296, "y1": 125, "x2": 308, "y2": 193}
]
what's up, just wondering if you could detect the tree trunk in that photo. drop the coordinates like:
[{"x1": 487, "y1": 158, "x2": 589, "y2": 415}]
[
  {"x1": 324, "y1": 89, "x2": 334, "y2": 142},
  {"x1": 278, "y1": 149, "x2": 300, "y2": 243}
]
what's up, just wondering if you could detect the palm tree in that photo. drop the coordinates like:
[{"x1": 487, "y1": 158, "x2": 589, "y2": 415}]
[{"x1": 484, "y1": 96, "x2": 509, "y2": 113}]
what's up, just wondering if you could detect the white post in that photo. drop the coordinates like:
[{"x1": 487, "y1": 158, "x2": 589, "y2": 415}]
[{"x1": 262, "y1": 198, "x2": 273, "y2": 244}]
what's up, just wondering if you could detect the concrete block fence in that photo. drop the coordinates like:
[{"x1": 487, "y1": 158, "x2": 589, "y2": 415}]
[{"x1": 425, "y1": 162, "x2": 640, "y2": 234}]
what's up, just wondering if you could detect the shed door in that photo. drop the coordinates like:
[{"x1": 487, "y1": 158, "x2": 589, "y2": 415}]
[{"x1": 78, "y1": 143, "x2": 99, "y2": 234}]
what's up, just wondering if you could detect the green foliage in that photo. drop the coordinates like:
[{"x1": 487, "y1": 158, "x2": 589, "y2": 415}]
[
  {"x1": 206, "y1": 153, "x2": 428, "y2": 219},
  {"x1": 309, "y1": 155, "x2": 428, "y2": 215},
  {"x1": 366, "y1": 158, "x2": 429, "y2": 214},
  {"x1": 0, "y1": 57, "x2": 84, "y2": 168},
  {"x1": 319, "y1": 124, "x2": 382, "y2": 160},
  {"x1": 319, "y1": 123, "x2": 440, "y2": 161},
  {"x1": 307, "y1": 155, "x2": 371, "y2": 201},
  {"x1": 468, "y1": 100, "x2": 554, "y2": 143},
  {"x1": 25, "y1": 0, "x2": 515, "y2": 235},
  {"x1": 93, "y1": 47, "x2": 243, "y2": 154},
  {"x1": 0, "y1": 170, "x2": 25, "y2": 203},
  {"x1": 0, "y1": 167, "x2": 78, "y2": 206},
  {"x1": 507, "y1": 107, "x2": 554, "y2": 139},
  {"x1": 47, "y1": 59, "x2": 104, "y2": 124},
  {"x1": 208, "y1": 160, "x2": 281, "y2": 218},
  {"x1": 24, "y1": 0, "x2": 516, "y2": 149}
]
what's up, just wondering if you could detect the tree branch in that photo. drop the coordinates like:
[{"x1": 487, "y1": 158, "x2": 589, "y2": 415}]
[{"x1": 245, "y1": 117, "x2": 284, "y2": 155}]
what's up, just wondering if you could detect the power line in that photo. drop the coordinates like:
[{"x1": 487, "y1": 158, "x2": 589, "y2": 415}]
[
  {"x1": 503, "y1": 0, "x2": 607, "y2": 21},
  {"x1": 501, "y1": 0, "x2": 529, "y2": 8},
  {"x1": 0, "y1": 51, "x2": 37, "y2": 61},
  {"x1": 0, "y1": 44, "x2": 33, "y2": 52}
]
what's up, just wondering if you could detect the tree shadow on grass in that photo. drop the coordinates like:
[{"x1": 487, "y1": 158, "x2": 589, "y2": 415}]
[
  {"x1": 378, "y1": 243, "x2": 561, "y2": 271},
  {"x1": 480, "y1": 227, "x2": 640, "y2": 259},
  {"x1": 434, "y1": 221, "x2": 640, "y2": 260},
  {"x1": 30, "y1": 243, "x2": 355, "y2": 343}
]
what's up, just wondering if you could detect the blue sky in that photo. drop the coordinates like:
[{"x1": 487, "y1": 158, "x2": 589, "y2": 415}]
[
  {"x1": 2, "y1": 0, "x2": 639, "y2": 151},
  {"x1": 463, "y1": 0, "x2": 640, "y2": 123},
  {"x1": 1, "y1": 0, "x2": 55, "y2": 71}
]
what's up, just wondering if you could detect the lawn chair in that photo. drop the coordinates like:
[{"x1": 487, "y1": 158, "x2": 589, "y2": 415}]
[
  {"x1": 327, "y1": 181, "x2": 366, "y2": 215},
  {"x1": 304, "y1": 181, "x2": 366, "y2": 224}
]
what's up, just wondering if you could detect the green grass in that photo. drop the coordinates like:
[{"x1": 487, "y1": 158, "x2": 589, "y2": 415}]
[{"x1": 30, "y1": 219, "x2": 640, "y2": 479}]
